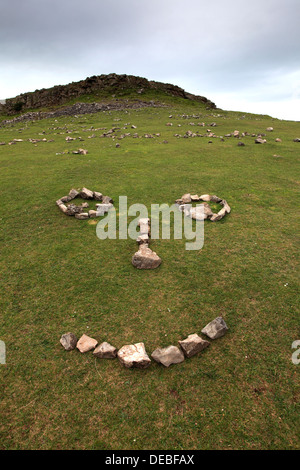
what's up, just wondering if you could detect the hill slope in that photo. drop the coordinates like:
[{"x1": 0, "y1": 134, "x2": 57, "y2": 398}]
[{"x1": 1, "y1": 73, "x2": 216, "y2": 115}]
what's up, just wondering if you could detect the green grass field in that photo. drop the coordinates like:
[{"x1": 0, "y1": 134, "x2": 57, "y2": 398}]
[{"x1": 0, "y1": 94, "x2": 299, "y2": 449}]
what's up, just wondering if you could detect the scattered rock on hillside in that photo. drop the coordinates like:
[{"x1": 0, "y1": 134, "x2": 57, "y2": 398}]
[
  {"x1": 60, "y1": 332, "x2": 78, "y2": 351},
  {"x1": 178, "y1": 334, "x2": 210, "y2": 358},
  {"x1": 266, "y1": 127, "x2": 274, "y2": 131},
  {"x1": 255, "y1": 138, "x2": 266, "y2": 144},
  {"x1": 293, "y1": 138, "x2": 300, "y2": 142},
  {"x1": 201, "y1": 317, "x2": 228, "y2": 339},
  {"x1": 151, "y1": 345, "x2": 185, "y2": 367},
  {"x1": 76, "y1": 334, "x2": 98, "y2": 353},
  {"x1": 117, "y1": 342, "x2": 151, "y2": 369}
]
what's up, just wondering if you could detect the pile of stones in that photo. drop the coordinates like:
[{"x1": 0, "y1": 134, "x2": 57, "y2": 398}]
[
  {"x1": 56, "y1": 187, "x2": 113, "y2": 220},
  {"x1": 60, "y1": 316, "x2": 228, "y2": 369},
  {"x1": 175, "y1": 193, "x2": 231, "y2": 222},
  {"x1": 132, "y1": 218, "x2": 162, "y2": 270}
]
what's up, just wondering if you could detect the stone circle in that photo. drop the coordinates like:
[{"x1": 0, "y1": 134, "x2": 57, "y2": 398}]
[{"x1": 56, "y1": 187, "x2": 114, "y2": 219}]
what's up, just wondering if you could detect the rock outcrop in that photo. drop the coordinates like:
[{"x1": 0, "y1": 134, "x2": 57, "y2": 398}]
[{"x1": 2, "y1": 73, "x2": 216, "y2": 115}]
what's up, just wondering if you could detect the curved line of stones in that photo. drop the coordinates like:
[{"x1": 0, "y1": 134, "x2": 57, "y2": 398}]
[
  {"x1": 60, "y1": 316, "x2": 228, "y2": 369},
  {"x1": 56, "y1": 187, "x2": 114, "y2": 219}
]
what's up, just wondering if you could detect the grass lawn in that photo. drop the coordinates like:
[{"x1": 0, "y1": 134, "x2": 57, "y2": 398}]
[{"x1": 0, "y1": 95, "x2": 299, "y2": 449}]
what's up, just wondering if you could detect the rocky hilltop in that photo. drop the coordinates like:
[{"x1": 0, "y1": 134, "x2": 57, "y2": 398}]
[{"x1": 1, "y1": 73, "x2": 216, "y2": 115}]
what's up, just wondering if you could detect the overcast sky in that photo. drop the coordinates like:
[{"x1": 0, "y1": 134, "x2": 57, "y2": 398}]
[{"x1": 1, "y1": 0, "x2": 300, "y2": 120}]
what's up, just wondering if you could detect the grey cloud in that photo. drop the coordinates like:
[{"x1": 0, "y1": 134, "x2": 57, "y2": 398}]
[{"x1": 0, "y1": 0, "x2": 299, "y2": 119}]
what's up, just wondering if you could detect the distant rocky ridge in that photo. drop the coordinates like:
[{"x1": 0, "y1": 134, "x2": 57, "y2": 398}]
[{"x1": 0, "y1": 73, "x2": 216, "y2": 115}]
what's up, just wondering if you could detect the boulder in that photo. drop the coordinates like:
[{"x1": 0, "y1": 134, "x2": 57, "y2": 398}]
[
  {"x1": 60, "y1": 332, "x2": 78, "y2": 351},
  {"x1": 80, "y1": 187, "x2": 94, "y2": 199},
  {"x1": 78, "y1": 148, "x2": 88, "y2": 155},
  {"x1": 189, "y1": 203, "x2": 213, "y2": 220},
  {"x1": 117, "y1": 342, "x2": 151, "y2": 369},
  {"x1": 75, "y1": 212, "x2": 89, "y2": 220},
  {"x1": 96, "y1": 203, "x2": 113, "y2": 216},
  {"x1": 88, "y1": 210, "x2": 98, "y2": 218},
  {"x1": 201, "y1": 317, "x2": 228, "y2": 339},
  {"x1": 199, "y1": 194, "x2": 211, "y2": 202},
  {"x1": 255, "y1": 138, "x2": 266, "y2": 144},
  {"x1": 178, "y1": 334, "x2": 210, "y2": 358},
  {"x1": 102, "y1": 195, "x2": 113, "y2": 204},
  {"x1": 139, "y1": 217, "x2": 150, "y2": 235},
  {"x1": 275, "y1": 138, "x2": 282, "y2": 142},
  {"x1": 132, "y1": 244, "x2": 162, "y2": 269},
  {"x1": 58, "y1": 204, "x2": 68, "y2": 214},
  {"x1": 76, "y1": 334, "x2": 98, "y2": 353},
  {"x1": 68, "y1": 188, "x2": 80, "y2": 199},
  {"x1": 60, "y1": 195, "x2": 72, "y2": 203},
  {"x1": 93, "y1": 342, "x2": 117, "y2": 359},
  {"x1": 210, "y1": 195, "x2": 222, "y2": 203},
  {"x1": 151, "y1": 345, "x2": 185, "y2": 367},
  {"x1": 181, "y1": 193, "x2": 192, "y2": 204},
  {"x1": 136, "y1": 233, "x2": 150, "y2": 244},
  {"x1": 191, "y1": 194, "x2": 200, "y2": 202},
  {"x1": 220, "y1": 199, "x2": 231, "y2": 213},
  {"x1": 93, "y1": 191, "x2": 103, "y2": 201},
  {"x1": 266, "y1": 127, "x2": 274, "y2": 131}
]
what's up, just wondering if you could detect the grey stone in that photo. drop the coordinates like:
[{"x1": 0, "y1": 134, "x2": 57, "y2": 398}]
[
  {"x1": 181, "y1": 193, "x2": 192, "y2": 203},
  {"x1": 60, "y1": 332, "x2": 78, "y2": 351},
  {"x1": 80, "y1": 187, "x2": 94, "y2": 199},
  {"x1": 139, "y1": 217, "x2": 150, "y2": 235},
  {"x1": 201, "y1": 317, "x2": 229, "y2": 339},
  {"x1": 117, "y1": 342, "x2": 151, "y2": 369},
  {"x1": 199, "y1": 194, "x2": 211, "y2": 202},
  {"x1": 75, "y1": 212, "x2": 89, "y2": 220},
  {"x1": 136, "y1": 233, "x2": 150, "y2": 244},
  {"x1": 132, "y1": 245, "x2": 162, "y2": 269},
  {"x1": 76, "y1": 334, "x2": 98, "y2": 353},
  {"x1": 151, "y1": 345, "x2": 185, "y2": 367},
  {"x1": 60, "y1": 195, "x2": 72, "y2": 203},
  {"x1": 96, "y1": 203, "x2": 113, "y2": 216},
  {"x1": 88, "y1": 210, "x2": 98, "y2": 218},
  {"x1": 102, "y1": 195, "x2": 113, "y2": 204},
  {"x1": 68, "y1": 188, "x2": 79, "y2": 199},
  {"x1": 58, "y1": 204, "x2": 68, "y2": 214},
  {"x1": 189, "y1": 203, "x2": 213, "y2": 220},
  {"x1": 66, "y1": 204, "x2": 83, "y2": 216},
  {"x1": 93, "y1": 342, "x2": 117, "y2": 359},
  {"x1": 220, "y1": 199, "x2": 231, "y2": 214},
  {"x1": 93, "y1": 191, "x2": 103, "y2": 201},
  {"x1": 178, "y1": 334, "x2": 210, "y2": 358}
]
